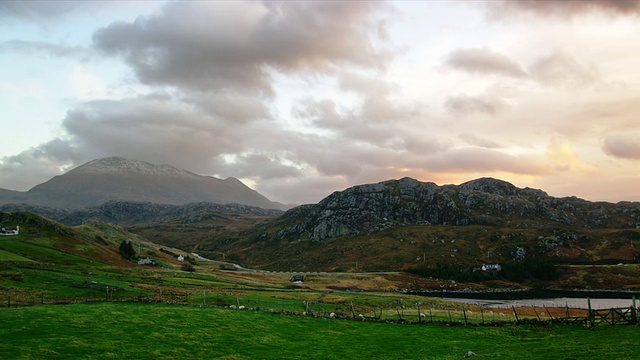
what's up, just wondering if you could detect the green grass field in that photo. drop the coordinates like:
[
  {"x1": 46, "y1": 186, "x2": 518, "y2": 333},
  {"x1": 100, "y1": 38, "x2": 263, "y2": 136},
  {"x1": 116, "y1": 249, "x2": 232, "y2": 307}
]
[{"x1": 1, "y1": 302, "x2": 639, "y2": 360}]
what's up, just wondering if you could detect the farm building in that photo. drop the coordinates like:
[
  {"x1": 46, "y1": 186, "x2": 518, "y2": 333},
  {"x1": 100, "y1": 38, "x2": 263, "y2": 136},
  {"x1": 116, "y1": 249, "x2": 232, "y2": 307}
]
[
  {"x1": 481, "y1": 264, "x2": 502, "y2": 271},
  {"x1": 0, "y1": 225, "x2": 19, "y2": 235}
]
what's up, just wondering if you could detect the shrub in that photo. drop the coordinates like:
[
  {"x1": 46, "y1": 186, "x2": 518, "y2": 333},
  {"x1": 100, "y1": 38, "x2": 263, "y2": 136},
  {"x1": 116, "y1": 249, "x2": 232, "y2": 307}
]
[{"x1": 181, "y1": 263, "x2": 196, "y2": 272}]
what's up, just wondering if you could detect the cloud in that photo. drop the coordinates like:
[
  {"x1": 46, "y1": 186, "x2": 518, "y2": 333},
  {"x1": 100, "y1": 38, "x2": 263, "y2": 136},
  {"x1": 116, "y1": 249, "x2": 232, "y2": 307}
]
[
  {"x1": 445, "y1": 94, "x2": 506, "y2": 115},
  {"x1": 424, "y1": 147, "x2": 552, "y2": 175},
  {"x1": 0, "y1": 139, "x2": 77, "y2": 191},
  {"x1": 443, "y1": 47, "x2": 527, "y2": 78},
  {"x1": 92, "y1": 1, "x2": 391, "y2": 94},
  {"x1": 0, "y1": 40, "x2": 90, "y2": 60},
  {"x1": 528, "y1": 51, "x2": 601, "y2": 88},
  {"x1": 0, "y1": 2, "x2": 107, "y2": 23},
  {"x1": 213, "y1": 153, "x2": 302, "y2": 180},
  {"x1": 459, "y1": 134, "x2": 502, "y2": 149},
  {"x1": 58, "y1": 94, "x2": 276, "y2": 172},
  {"x1": 486, "y1": 0, "x2": 640, "y2": 19},
  {"x1": 603, "y1": 133, "x2": 640, "y2": 159}
]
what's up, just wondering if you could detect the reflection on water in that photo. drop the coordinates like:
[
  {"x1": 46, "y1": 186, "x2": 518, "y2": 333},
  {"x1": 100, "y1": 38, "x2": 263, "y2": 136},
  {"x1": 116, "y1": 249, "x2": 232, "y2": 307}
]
[{"x1": 443, "y1": 297, "x2": 637, "y2": 310}]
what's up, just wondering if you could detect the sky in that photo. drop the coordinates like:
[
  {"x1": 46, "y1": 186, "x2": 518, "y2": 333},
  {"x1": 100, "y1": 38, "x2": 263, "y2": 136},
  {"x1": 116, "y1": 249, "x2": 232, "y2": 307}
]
[{"x1": 0, "y1": 0, "x2": 639, "y2": 205}]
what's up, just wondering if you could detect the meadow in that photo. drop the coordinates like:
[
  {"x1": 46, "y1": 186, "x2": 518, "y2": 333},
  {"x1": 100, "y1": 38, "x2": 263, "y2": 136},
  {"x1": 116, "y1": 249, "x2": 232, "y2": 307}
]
[{"x1": 1, "y1": 301, "x2": 639, "y2": 360}]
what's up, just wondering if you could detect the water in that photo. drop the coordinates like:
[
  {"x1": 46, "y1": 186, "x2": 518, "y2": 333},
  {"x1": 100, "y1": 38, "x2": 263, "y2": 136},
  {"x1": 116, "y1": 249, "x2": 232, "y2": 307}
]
[
  {"x1": 414, "y1": 289, "x2": 640, "y2": 309},
  {"x1": 442, "y1": 297, "x2": 636, "y2": 310}
]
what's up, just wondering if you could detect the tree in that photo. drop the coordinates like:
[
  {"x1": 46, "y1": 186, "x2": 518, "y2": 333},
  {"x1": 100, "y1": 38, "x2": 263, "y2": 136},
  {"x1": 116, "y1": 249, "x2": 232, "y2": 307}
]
[{"x1": 119, "y1": 239, "x2": 137, "y2": 260}]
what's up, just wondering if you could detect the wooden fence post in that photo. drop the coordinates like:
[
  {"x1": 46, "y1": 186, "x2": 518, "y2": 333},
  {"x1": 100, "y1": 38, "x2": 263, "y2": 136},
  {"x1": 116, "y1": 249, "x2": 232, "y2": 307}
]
[
  {"x1": 544, "y1": 306, "x2": 554, "y2": 321},
  {"x1": 462, "y1": 306, "x2": 468, "y2": 325},
  {"x1": 587, "y1": 298, "x2": 594, "y2": 327},
  {"x1": 632, "y1": 296, "x2": 637, "y2": 325},
  {"x1": 512, "y1": 306, "x2": 519, "y2": 322},
  {"x1": 532, "y1": 307, "x2": 541, "y2": 321}
]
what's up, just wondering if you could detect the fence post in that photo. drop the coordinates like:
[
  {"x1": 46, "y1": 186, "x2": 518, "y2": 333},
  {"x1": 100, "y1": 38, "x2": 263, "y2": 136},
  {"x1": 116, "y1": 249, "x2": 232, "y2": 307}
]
[
  {"x1": 512, "y1": 306, "x2": 519, "y2": 322},
  {"x1": 462, "y1": 306, "x2": 468, "y2": 325},
  {"x1": 532, "y1": 307, "x2": 541, "y2": 321},
  {"x1": 632, "y1": 296, "x2": 637, "y2": 325},
  {"x1": 587, "y1": 298, "x2": 594, "y2": 327}
]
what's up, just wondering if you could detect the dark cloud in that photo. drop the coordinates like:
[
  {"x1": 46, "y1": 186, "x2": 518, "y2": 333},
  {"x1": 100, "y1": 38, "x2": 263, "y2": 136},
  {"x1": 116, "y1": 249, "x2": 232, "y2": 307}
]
[
  {"x1": 92, "y1": 1, "x2": 390, "y2": 94},
  {"x1": 603, "y1": 133, "x2": 640, "y2": 159},
  {"x1": 486, "y1": 0, "x2": 640, "y2": 18},
  {"x1": 445, "y1": 94, "x2": 506, "y2": 115},
  {"x1": 528, "y1": 51, "x2": 601, "y2": 88},
  {"x1": 444, "y1": 47, "x2": 527, "y2": 78},
  {"x1": 181, "y1": 92, "x2": 270, "y2": 124}
]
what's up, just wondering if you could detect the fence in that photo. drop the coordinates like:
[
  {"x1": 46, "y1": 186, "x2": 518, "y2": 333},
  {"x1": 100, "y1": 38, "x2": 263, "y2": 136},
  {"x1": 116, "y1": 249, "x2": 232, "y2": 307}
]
[
  {"x1": 587, "y1": 297, "x2": 638, "y2": 326},
  {"x1": 2, "y1": 289, "x2": 639, "y2": 327}
]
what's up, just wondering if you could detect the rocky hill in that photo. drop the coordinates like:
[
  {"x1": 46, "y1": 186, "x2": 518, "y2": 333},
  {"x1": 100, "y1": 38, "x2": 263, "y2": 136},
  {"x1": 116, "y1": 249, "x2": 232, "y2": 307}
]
[
  {"x1": 0, "y1": 157, "x2": 287, "y2": 210},
  {"x1": 182, "y1": 177, "x2": 640, "y2": 273},
  {"x1": 276, "y1": 177, "x2": 640, "y2": 242}
]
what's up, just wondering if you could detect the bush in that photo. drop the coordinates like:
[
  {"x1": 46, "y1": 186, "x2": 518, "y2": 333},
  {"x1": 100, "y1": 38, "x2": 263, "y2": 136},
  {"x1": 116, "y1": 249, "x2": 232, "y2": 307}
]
[{"x1": 181, "y1": 263, "x2": 196, "y2": 272}]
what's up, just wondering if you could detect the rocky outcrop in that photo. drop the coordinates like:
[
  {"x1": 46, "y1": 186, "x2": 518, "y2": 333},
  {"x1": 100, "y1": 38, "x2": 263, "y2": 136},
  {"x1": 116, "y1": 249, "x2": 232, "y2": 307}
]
[{"x1": 277, "y1": 177, "x2": 640, "y2": 242}]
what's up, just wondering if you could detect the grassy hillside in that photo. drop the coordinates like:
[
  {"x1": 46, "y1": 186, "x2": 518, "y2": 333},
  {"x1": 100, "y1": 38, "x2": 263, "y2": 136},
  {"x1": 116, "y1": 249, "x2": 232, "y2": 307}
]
[
  {"x1": 1, "y1": 302, "x2": 639, "y2": 359},
  {"x1": 0, "y1": 212, "x2": 196, "y2": 302}
]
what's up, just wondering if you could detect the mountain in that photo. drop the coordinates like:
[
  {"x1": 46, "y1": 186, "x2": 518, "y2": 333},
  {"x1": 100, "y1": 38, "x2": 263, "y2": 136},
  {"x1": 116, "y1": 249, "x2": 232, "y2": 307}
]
[
  {"x1": 0, "y1": 157, "x2": 287, "y2": 210},
  {"x1": 185, "y1": 177, "x2": 640, "y2": 272},
  {"x1": 275, "y1": 177, "x2": 639, "y2": 242}
]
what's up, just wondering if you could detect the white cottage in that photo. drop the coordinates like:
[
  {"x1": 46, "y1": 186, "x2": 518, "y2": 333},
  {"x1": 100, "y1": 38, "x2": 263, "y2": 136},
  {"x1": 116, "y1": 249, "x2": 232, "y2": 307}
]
[
  {"x1": 0, "y1": 225, "x2": 19, "y2": 235},
  {"x1": 481, "y1": 264, "x2": 502, "y2": 271}
]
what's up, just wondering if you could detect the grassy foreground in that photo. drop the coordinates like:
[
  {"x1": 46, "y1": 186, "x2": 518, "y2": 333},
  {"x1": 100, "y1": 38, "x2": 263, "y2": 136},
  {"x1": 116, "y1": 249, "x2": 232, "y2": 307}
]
[{"x1": 1, "y1": 302, "x2": 639, "y2": 359}]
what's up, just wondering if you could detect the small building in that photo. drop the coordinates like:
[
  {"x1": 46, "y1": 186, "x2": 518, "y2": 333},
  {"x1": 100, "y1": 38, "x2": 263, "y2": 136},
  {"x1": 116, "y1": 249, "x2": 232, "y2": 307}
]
[
  {"x1": 290, "y1": 275, "x2": 305, "y2": 283},
  {"x1": 176, "y1": 255, "x2": 184, "y2": 262},
  {"x1": 481, "y1": 264, "x2": 502, "y2": 271},
  {"x1": 0, "y1": 225, "x2": 19, "y2": 235},
  {"x1": 138, "y1": 257, "x2": 158, "y2": 266}
]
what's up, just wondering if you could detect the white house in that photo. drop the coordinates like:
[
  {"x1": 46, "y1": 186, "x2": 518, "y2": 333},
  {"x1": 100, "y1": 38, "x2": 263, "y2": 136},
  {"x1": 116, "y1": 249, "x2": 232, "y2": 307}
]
[
  {"x1": 0, "y1": 225, "x2": 19, "y2": 235},
  {"x1": 481, "y1": 264, "x2": 502, "y2": 271},
  {"x1": 176, "y1": 255, "x2": 184, "y2": 262}
]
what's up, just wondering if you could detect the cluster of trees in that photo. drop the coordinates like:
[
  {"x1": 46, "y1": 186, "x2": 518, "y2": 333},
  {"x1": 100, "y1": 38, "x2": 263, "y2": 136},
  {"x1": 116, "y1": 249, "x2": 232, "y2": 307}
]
[{"x1": 407, "y1": 259, "x2": 559, "y2": 283}]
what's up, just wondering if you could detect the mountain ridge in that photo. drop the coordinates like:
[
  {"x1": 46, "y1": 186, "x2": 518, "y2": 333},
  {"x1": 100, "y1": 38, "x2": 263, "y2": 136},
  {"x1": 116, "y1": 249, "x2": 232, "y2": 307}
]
[
  {"x1": 276, "y1": 176, "x2": 640, "y2": 242},
  {"x1": 0, "y1": 157, "x2": 287, "y2": 210}
]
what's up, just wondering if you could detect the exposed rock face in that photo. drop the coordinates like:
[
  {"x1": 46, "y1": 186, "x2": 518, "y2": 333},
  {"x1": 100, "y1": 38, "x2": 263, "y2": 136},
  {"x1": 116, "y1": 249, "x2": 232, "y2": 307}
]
[
  {"x1": 0, "y1": 157, "x2": 287, "y2": 210},
  {"x1": 277, "y1": 177, "x2": 640, "y2": 242}
]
